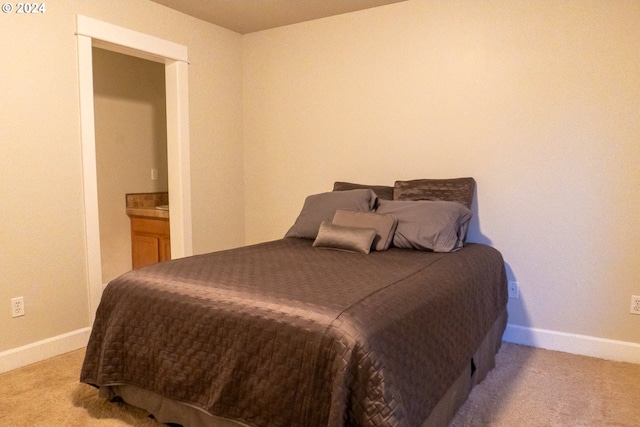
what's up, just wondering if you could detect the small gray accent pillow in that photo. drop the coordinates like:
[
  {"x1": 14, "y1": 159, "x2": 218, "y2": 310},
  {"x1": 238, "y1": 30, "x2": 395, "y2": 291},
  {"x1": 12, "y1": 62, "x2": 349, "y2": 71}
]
[
  {"x1": 285, "y1": 189, "x2": 377, "y2": 239},
  {"x1": 312, "y1": 220, "x2": 377, "y2": 254},
  {"x1": 332, "y1": 209, "x2": 397, "y2": 251},
  {"x1": 376, "y1": 200, "x2": 472, "y2": 252}
]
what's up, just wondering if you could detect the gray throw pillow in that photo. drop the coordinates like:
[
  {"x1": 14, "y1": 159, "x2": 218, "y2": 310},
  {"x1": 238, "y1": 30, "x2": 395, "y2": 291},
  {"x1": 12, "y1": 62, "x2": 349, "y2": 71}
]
[
  {"x1": 332, "y1": 209, "x2": 397, "y2": 251},
  {"x1": 312, "y1": 221, "x2": 377, "y2": 254},
  {"x1": 285, "y1": 189, "x2": 377, "y2": 239},
  {"x1": 376, "y1": 200, "x2": 472, "y2": 252}
]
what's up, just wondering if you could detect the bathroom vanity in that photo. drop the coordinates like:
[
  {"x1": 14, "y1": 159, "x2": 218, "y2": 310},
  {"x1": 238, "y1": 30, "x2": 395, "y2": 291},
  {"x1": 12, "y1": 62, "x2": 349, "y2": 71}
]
[{"x1": 126, "y1": 192, "x2": 170, "y2": 269}]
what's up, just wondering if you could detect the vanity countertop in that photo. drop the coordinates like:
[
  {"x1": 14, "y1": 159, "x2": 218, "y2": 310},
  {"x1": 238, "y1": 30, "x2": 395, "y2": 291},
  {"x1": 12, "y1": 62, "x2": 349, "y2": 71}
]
[
  {"x1": 126, "y1": 207, "x2": 169, "y2": 219},
  {"x1": 125, "y1": 192, "x2": 169, "y2": 219}
]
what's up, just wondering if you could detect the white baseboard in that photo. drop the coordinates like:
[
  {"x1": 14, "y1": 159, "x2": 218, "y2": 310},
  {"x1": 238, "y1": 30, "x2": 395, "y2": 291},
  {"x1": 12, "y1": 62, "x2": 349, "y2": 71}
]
[
  {"x1": 2, "y1": 324, "x2": 637, "y2": 374},
  {"x1": 0, "y1": 327, "x2": 91, "y2": 374},
  {"x1": 503, "y1": 323, "x2": 640, "y2": 364}
]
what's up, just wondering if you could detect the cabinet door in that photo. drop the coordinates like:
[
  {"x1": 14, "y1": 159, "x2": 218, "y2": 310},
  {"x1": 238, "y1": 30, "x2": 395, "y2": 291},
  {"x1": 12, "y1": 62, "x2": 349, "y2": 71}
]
[
  {"x1": 132, "y1": 234, "x2": 160, "y2": 269},
  {"x1": 159, "y1": 237, "x2": 171, "y2": 262}
]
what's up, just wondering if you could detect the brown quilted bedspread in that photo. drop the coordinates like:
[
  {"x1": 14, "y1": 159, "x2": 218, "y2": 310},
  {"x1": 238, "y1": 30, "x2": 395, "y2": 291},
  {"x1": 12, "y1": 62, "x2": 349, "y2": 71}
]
[{"x1": 81, "y1": 239, "x2": 507, "y2": 427}]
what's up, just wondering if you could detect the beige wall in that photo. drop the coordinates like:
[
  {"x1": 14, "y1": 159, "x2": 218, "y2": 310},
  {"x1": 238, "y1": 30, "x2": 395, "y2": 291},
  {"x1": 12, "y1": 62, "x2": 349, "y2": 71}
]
[
  {"x1": 94, "y1": 47, "x2": 168, "y2": 284},
  {"x1": 243, "y1": 1, "x2": 640, "y2": 344},
  {"x1": 0, "y1": 0, "x2": 244, "y2": 352}
]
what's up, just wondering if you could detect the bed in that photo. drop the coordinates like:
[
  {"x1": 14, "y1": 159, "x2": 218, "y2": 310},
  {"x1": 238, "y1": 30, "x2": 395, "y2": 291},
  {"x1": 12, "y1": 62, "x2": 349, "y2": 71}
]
[{"x1": 81, "y1": 178, "x2": 508, "y2": 427}]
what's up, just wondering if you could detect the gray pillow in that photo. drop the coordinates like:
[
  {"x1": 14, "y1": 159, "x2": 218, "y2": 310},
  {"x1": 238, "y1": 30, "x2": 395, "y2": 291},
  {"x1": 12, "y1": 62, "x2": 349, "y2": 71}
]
[
  {"x1": 332, "y1": 209, "x2": 397, "y2": 251},
  {"x1": 285, "y1": 189, "x2": 377, "y2": 239},
  {"x1": 393, "y1": 178, "x2": 475, "y2": 209},
  {"x1": 376, "y1": 200, "x2": 472, "y2": 252},
  {"x1": 333, "y1": 182, "x2": 394, "y2": 200},
  {"x1": 312, "y1": 220, "x2": 377, "y2": 254}
]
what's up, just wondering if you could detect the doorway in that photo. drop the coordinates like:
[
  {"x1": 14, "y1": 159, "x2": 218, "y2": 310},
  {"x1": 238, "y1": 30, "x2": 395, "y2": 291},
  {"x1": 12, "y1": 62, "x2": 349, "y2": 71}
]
[
  {"x1": 76, "y1": 15, "x2": 193, "y2": 321},
  {"x1": 93, "y1": 47, "x2": 168, "y2": 284}
]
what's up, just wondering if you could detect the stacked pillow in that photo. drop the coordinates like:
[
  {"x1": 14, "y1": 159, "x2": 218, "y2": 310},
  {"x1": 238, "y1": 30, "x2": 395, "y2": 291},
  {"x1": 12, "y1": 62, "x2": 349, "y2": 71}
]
[
  {"x1": 285, "y1": 189, "x2": 378, "y2": 240},
  {"x1": 312, "y1": 209, "x2": 398, "y2": 254},
  {"x1": 376, "y1": 199, "x2": 471, "y2": 252},
  {"x1": 286, "y1": 178, "x2": 475, "y2": 254}
]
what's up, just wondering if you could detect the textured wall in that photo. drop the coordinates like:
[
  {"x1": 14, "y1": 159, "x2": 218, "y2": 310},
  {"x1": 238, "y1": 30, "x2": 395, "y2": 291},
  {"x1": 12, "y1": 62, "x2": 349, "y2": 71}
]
[
  {"x1": 243, "y1": 0, "x2": 640, "y2": 344},
  {"x1": 0, "y1": 0, "x2": 244, "y2": 352}
]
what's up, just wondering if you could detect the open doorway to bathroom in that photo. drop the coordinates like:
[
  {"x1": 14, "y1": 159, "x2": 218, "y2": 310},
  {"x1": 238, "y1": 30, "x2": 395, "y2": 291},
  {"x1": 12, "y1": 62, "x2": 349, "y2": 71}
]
[
  {"x1": 77, "y1": 15, "x2": 192, "y2": 320},
  {"x1": 92, "y1": 48, "x2": 168, "y2": 284}
]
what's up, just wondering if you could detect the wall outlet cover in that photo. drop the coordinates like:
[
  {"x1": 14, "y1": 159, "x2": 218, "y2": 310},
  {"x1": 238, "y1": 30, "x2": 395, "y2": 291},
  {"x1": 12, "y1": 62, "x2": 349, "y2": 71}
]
[
  {"x1": 11, "y1": 296, "x2": 25, "y2": 317},
  {"x1": 631, "y1": 295, "x2": 640, "y2": 315},
  {"x1": 508, "y1": 281, "x2": 519, "y2": 299}
]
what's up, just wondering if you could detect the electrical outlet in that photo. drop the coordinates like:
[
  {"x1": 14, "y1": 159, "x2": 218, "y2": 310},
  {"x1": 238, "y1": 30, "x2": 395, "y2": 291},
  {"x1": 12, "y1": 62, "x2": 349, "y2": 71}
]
[
  {"x1": 631, "y1": 295, "x2": 640, "y2": 315},
  {"x1": 11, "y1": 296, "x2": 25, "y2": 318},
  {"x1": 508, "y1": 281, "x2": 519, "y2": 299}
]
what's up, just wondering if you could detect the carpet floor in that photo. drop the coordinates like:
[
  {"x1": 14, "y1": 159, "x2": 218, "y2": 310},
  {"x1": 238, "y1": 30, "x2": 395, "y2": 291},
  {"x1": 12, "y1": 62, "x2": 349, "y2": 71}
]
[
  {"x1": 450, "y1": 343, "x2": 640, "y2": 426},
  {"x1": 1, "y1": 342, "x2": 639, "y2": 426}
]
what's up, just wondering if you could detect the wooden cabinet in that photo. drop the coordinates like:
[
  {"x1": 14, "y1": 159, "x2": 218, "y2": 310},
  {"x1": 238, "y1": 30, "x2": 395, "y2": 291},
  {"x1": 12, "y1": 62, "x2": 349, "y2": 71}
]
[{"x1": 130, "y1": 216, "x2": 171, "y2": 269}]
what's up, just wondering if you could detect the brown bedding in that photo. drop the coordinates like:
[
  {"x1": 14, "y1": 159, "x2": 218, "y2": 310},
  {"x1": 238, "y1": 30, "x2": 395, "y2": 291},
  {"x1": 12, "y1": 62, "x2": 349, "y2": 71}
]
[{"x1": 81, "y1": 238, "x2": 507, "y2": 427}]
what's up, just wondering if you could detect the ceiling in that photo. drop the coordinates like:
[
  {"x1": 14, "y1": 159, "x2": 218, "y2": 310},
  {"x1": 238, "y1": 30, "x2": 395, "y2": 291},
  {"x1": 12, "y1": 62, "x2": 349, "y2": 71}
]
[{"x1": 150, "y1": 0, "x2": 406, "y2": 34}]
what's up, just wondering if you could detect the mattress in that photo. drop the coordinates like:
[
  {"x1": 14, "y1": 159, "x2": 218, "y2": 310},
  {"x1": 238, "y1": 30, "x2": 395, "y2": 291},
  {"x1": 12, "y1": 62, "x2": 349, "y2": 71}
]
[{"x1": 81, "y1": 238, "x2": 508, "y2": 427}]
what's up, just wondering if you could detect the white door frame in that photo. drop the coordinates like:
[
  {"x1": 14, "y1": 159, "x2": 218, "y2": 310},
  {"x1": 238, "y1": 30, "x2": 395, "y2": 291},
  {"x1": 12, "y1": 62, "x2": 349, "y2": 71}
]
[{"x1": 76, "y1": 15, "x2": 193, "y2": 321}]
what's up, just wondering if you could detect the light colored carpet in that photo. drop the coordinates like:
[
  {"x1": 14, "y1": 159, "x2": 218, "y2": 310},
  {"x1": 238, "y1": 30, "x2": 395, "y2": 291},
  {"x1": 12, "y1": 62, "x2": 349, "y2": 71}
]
[
  {"x1": 450, "y1": 343, "x2": 640, "y2": 427},
  {"x1": 0, "y1": 348, "x2": 160, "y2": 427},
  {"x1": 0, "y1": 342, "x2": 638, "y2": 426}
]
